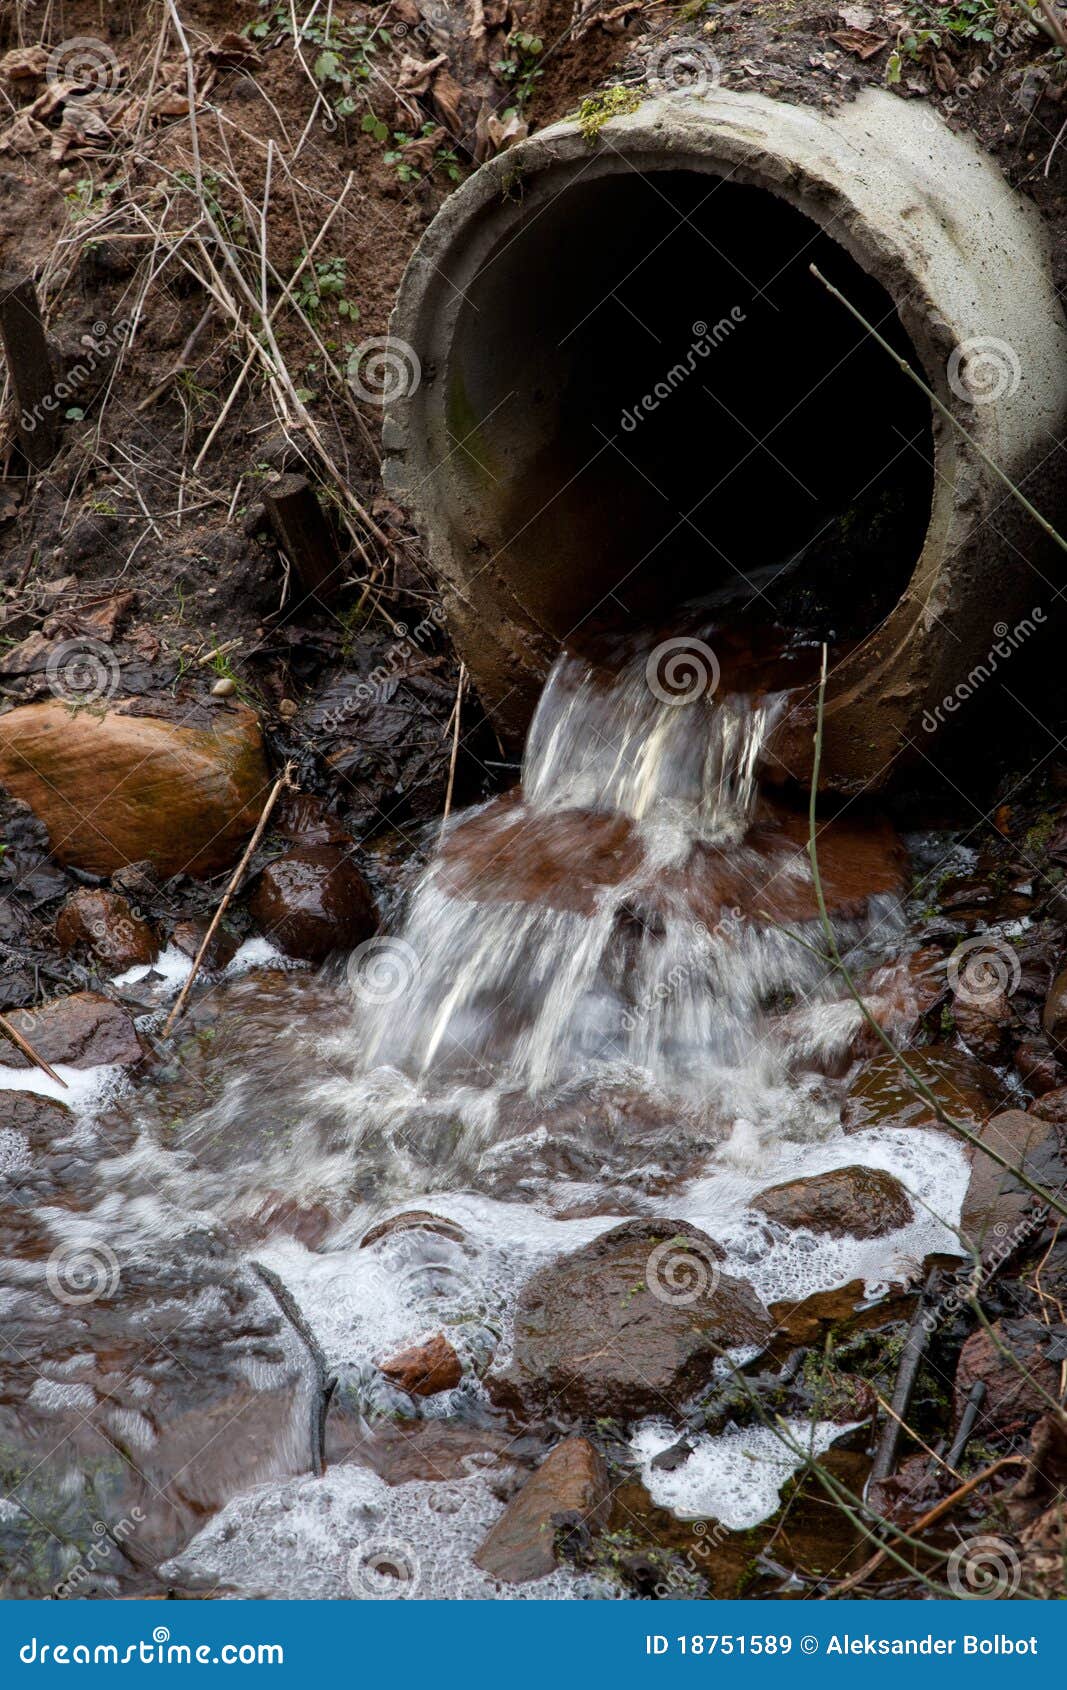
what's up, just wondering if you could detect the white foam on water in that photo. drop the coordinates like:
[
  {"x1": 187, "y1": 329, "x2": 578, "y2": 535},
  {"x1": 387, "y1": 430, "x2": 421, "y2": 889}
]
[
  {"x1": 112, "y1": 944, "x2": 193, "y2": 992},
  {"x1": 632, "y1": 1418, "x2": 857, "y2": 1528},
  {"x1": 160, "y1": 1464, "x2": 612, "y2": 1600},
  {"x1": 28, "y1": 1378, "x2": 97, "y2": 1415},
  {"x1": 675, "y1": 1123, "x2": 970, "y2": 1305},
  {"x1": 0, "y1": 1127, "x2": 31, "y2": 1173},
  {"x1": 114, "y1": 936, "x2": 297, "y2": 998},
  {"x1": 253, "y1": 1195, "x2": 616, "y2": 1379},
  {"x1": 0, "y1": 1061, "x2": 128, "y2": 1113},
  {"x1": 225, "y1": 936, "x2": 302, "y2": 977},
  {"x1": 251, "y1": 1115, "x2": 968, "y2": 1395}
]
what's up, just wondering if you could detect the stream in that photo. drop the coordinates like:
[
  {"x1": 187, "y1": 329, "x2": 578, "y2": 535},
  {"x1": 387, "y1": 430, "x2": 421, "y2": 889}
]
[{"x1": 0, "y1": 616, "x2": 975, "y2": 1600}]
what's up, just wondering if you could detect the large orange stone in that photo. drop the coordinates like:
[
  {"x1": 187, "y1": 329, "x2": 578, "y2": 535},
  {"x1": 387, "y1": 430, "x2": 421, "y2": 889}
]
[{"x1": 0, "y1": 700, "x2": 269, "y2": 877}]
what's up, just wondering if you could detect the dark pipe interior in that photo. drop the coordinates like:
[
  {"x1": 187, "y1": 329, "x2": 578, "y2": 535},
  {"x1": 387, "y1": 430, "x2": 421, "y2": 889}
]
[{"x1": 447, "y1": 170, "x2": 935, "y2": 644}]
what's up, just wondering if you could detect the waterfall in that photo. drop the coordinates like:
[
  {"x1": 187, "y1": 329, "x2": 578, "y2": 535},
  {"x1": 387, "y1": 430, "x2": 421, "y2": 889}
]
[{"x1": 353, "y1": 631, "x2": 898, "y2": 1126}]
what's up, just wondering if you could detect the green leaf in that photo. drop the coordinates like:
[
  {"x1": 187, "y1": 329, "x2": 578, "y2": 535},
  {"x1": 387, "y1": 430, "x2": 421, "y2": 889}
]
[{"x1": 313, "y1": 49, "x2": 343, "y2": 82}]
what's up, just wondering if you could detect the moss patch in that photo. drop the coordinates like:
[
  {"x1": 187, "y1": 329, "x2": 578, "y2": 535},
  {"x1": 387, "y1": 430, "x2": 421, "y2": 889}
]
[{"x1": 574, "y1": 86, "x2": 642, "y2": 144}]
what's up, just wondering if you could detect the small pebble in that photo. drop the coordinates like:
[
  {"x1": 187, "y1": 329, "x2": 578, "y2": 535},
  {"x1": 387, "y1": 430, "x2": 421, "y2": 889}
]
[{"x1": 211, "y1": 677, "x2": 236, "y2": 698}]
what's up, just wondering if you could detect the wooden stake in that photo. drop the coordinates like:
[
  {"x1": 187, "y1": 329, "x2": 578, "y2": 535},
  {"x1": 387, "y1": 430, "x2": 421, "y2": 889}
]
[
  {"x1": 0, "y1": 1011, "x2": 68, "y2": 1088},
  {"x1": 0, "y1": 273, "x2": 60, "y2": 470},
  {"x1": 262, "y1": 474, "x2": 343, "y2": 602},
  {"x1": 160, "y1": 761, "x2": 295, "y2": 1038}
]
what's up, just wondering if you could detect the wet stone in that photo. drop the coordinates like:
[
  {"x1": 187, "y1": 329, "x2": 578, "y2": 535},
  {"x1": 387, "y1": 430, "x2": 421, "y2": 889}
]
[
  {"x1": 171, "y1": 918, "x2": 240, "y2": 972},
  {"x1": 752, "y1": 1165, "x2": 914, "y2": 1239},
  {"x1": 957, "y1": 1109, "x2": 1064, "y2": 1247},
  {"x1": 473, "y1": 1436, "x2": 611, "y2": 1584},
  {"x1": 0, "y1": 1235, "x2": 318, "y2": 1590},
  {"x1": 487, "y1": 1218, "x2": 771, "y2": 1424},
  {"x1": 2, "y1": 991, "x2": 142, "y2": 1069},
  {"x1": 359, "y1": 1210, "x2": 467, "y2": 1249},
  {"x1": 954, "y1": 1317, "x2": 1061, "y2": 1437},
  {"x1": 55, "y1": 889, "x2": 158, "y2": 974},
  {"x1": 249, "y1": 845, "x2": 377, "y2": 963},
  {"x1": 379, "y1": 1332, "x2": 463, "y2": 1397},
  {"x1": 842, "y1": 1043, "x2": 1007, "y2": 1135}
]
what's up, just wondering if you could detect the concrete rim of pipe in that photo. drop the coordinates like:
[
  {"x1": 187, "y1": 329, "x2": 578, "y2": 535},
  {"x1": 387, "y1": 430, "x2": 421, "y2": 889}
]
[{"x1": 384, "y1": 86, "x2": 1067, "y2": 790}]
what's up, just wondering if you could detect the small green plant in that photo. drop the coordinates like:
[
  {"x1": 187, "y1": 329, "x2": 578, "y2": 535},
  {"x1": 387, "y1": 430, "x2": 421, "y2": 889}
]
[
  {"x1": 247, "y1": 1, "x2": 395, "y2": 122},
  {"x1": 920, "y1": 0, "x2": 999, "y2": 41},
  {"x1": 65, "y1": 178, "x2": 120, "y2": 222},
  {"x1": 383, "y1": 129, "x2": 423, "y2": 184},
  {"x1": 293, "y1": 254, "x2": 360, "y2": 322},
  {"x1": 887, "y1": 0, "x2": 1000, "y2": 79},
  {"x1": 494, "y1": 29, "x2": 544, "y2": 109},
  {"x1": 574, "y1": 85, "x2": 642, "y2": 144},
  {"x1": 375, "y1": 121, "x2": 465, "y2": 185}
]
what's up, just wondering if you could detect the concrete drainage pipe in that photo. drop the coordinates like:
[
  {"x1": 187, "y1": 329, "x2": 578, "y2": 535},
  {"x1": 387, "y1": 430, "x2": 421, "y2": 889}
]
[{"x1": 384, "y1": 86, "x2": 1067, "y2": 790}]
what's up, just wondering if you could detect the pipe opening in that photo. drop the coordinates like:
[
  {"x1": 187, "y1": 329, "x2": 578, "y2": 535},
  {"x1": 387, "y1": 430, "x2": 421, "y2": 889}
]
[{"x1": 447, "y1": 170, "x2": 935, "y2": 645}]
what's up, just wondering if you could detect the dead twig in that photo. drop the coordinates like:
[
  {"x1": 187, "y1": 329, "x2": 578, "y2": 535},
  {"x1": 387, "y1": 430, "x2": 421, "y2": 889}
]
[
  {"x1": 161, "y1": 760, "x2": 296, "y2": 1037},
  {"x1": 824, "y1": 1455, "x2": 1027, "y2": 1597},
  {"x1": 439, "y1": 663, "x2": 467, "y2": 842},
  {"x1": 868, "y1": 1265, "x2": 941, "y2": 1486}
]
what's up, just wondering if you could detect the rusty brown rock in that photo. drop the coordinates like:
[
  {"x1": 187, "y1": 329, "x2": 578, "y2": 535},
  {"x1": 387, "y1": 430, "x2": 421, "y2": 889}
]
[
  {"x1": 55, "y1": 888, "x2": 157, "y2": 973},
  {"x1": 487, "y1": 1218, "x2": 770, "y2": 1423},
  {"x1": 326, "y1": 1413, "x2": 513, "y2": 1481},
  {"x1": 953, "y1": 989, "x2": 1013, "y2": 1064},
  {"x1": 957, "y1": 1109, "x2": 1061, "y2": 1247},
  {"x1": 752, "y1": 1165, "x2": 914, "y2": 1239},
  {"x1": 2, "y1": 991, "x2": 142, "y2": 1069},
  {"x1": 1014, "y1": 1033, "x2": 1063, "y2": 1096},
  {"x1": 954, "y1": 1318, "x2": 1060, "y2": 1436},
  {"x1": 1029, "y1": 1085, "x2": 1067, "y2": 1122},
  {"x1": 474, "y1": 1436, "x2": 611, "y2": 1583},
  {"x1": 379, "y1": 1332, "x2": 462, "y2": 1397},
  {"x1": 842, "y1": 1043, "x2": 1007, "y2": 1135},
  {"x1": 0, "y1": 699, "x2": 269, "y2": 877},
  {"x1": 249, "y1": 845, "x2": 376, "y2": 963},
  {"x1": 171, "y1": 918, "x2": 240, "y2": 973}
]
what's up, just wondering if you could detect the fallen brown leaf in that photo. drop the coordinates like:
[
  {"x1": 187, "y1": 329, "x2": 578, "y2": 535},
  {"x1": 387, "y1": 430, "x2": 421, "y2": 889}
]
[{"x1": 828, "y1": 27, "x2": 888, "y2": 57}]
